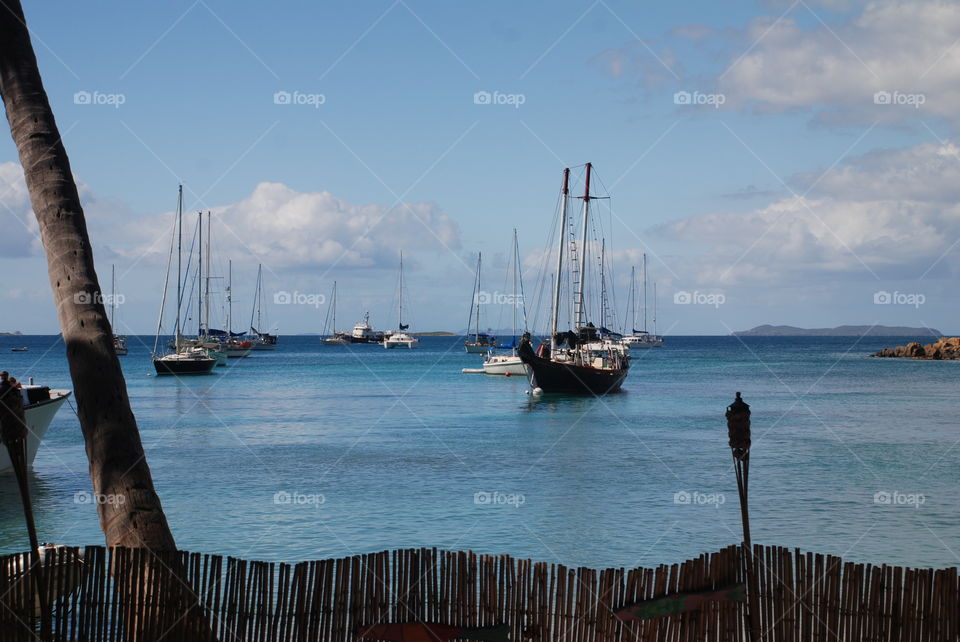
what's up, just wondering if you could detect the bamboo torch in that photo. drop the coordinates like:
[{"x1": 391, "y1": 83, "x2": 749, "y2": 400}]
[{"x1": 726, "y1": 392, "x2": 760, "y2": 641}]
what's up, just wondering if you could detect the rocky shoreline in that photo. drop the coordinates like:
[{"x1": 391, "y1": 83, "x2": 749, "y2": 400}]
[{"x1": 871, "y1": 337, "x2": 960, "y2": 360}]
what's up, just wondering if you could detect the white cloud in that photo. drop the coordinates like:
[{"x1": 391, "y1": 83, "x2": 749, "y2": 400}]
[
  {"x1": 115, "y1": 181, "x2": 462, "y2": 272},
  {"x1": 719, "y1": 2, "x2": 960, "y2": 125},
  {"x1": 657, "y1": 141, "x2": 960, "y2": 285},
  {"x1": 0, "y1": 162, "x2": 41, "y2": 258}
]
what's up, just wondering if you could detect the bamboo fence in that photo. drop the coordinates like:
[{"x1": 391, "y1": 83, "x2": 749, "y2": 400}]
[{"x1": 0, "y1": 543, "x2": 956, "y2": 641}]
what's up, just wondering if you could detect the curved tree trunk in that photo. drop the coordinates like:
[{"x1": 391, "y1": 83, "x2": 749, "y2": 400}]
[{"x1": 0, "y1": 0, "x2": 176, "y2": 551}]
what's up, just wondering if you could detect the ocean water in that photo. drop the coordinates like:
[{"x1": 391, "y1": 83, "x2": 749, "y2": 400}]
[{"x1": 0, "y1": 334, "x2": 957, "y2": 571}]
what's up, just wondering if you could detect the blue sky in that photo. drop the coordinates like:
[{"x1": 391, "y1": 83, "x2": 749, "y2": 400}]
[{"x1": 2, "y1": 0, "x2": 959, "y2": 335}]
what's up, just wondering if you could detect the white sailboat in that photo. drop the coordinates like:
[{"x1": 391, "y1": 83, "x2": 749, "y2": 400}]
[
  {"x1": 322, "y1": 281, "x2": 349, "y2": 345},
  {"x1": 464, "y1": 253, "x2": 496, "y2": 353},
  {"x1": 482, "y1": 230, "x2": 528, "y2": 376},
  {"x1": 153, "y1": 186, "x2": 217, "y2": 376},
  {"x1": 220, "y1": 260, "x2": 253, "y2": 358},
  {"x1": 622, "y1": 253, "x2": 663, "y2": 349},
  {"x1": 384, "y1": 251, "x2": 418, "y2": 349},
  {"x1": 248, "y1": 264, "x2": 278, "y2": 350}
]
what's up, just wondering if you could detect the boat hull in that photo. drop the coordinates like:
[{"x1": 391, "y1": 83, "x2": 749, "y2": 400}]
[
  {"x1": 482, "y1": 355, "x2": 528, "y2": 376},
  {"x1": 153, "y1": 357, "x2": 217, "y2": 376},
  {"x1": 0, "y1": 390, "x2": 70, "y2": 473},
  {"x1": 518, "y1": 342, "x2": 628, "y2": 394},
  {"x1": 464, "y1": 343, "x2": 490, "y2": 354}
]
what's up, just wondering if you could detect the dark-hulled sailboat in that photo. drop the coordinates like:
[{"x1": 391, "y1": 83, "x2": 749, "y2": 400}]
[{"x1": 518, "y1": 164, "x2": 630, "y2": 394}]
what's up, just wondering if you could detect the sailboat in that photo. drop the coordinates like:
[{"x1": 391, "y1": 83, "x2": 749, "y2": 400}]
[
  {"x1": 190, "y1": 212, "x2": 226, "y2": 366},
  {"x1": 248, "y1": 264, "x2": 278, "y2": 350},
  {"x1": 322, "y1": 281, "x2": 349, "y2": 345},
  {"x1": 152, "y1": 186, "x2": 217, "y2": 376},
  {"x1": 621, "y1": 253, "x2": 663, "y2": 349},
  {"x1": 518, "y1": 164, "x2": 630, "y2": 394},
  {"x1": 219, "y1": 260, "x2": 253, "y2": 358},
  {"x1": 464, "y1": 253, "x2": 496, "y2": 353},
  {"x1": 110, "y1": 264, "x2": 128, "y2": 355},
  {"x1": 383, "y1": 251, "x2": 418, "y2": 349},
  {"x1": 482, "y1": 230, "x2": 528, "y2": 376}
]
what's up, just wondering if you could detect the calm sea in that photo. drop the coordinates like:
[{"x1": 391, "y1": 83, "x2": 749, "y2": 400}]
[{"x1": 1, "y1": 334, "x2": 957, "y2": 570}]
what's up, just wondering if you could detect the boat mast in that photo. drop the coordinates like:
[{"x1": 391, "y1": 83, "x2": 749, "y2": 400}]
[
  {"x1": 204, "y1": 213, "x2": 211, "y2": 340},
  {"x1": 629, "y1": 266, "x2": 636, "y2": 334},
  {"x1": 175, "y1": 184, "x2": 183, "y2": 352},
  {"x1": 475, "y1": 253, "x2": 481, "y2": 341},
  {"x1": 398, "y1": 251, "x2": 404, "y2": 329},
  {"x1": 653, "y1": 281, "x2": 658, "y2": 337},
  {"x1": 575, "y1": 163, "x2": 592, "y2": 330},
  {"x1": 197, "y1": 212, "x2": 203, "y2": 339},
  {"x1": 257, "y1": 264, "x2": 263, "y2": 331},
  {"x1": 643, "y1": 252, "x2": 648, "y2": 333},
  {"x1": 110, "y1": 263, "x2": 116, "y2": 330},
  {"x1": 332, "y1": 281, "x2": 337, "y2": 333},
  {"x1": 549, "y1": 168, "x2": 569, "y2": 352},
  {"x1": 512, "y1": 229, "x2": 518, "y2": 342},
  {"x1": 227, "y1": 259, "x2": 233, "y2": 336},
  {"x1": 599, "y1": 238, "x2": 606, "y2": 329}
]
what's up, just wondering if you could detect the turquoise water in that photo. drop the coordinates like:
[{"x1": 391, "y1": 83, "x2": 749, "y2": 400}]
[{"x1": 1, "y1": 334, "x2": 957, "y2": 570}]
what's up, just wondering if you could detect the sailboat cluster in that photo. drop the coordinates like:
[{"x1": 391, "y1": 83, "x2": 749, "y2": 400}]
[
  {"x1": 150, "y1": 186, "x2": 279, "y2": 376},
  {"x1": 463, "y1": 163, "x2": 664, "y2": 395}
]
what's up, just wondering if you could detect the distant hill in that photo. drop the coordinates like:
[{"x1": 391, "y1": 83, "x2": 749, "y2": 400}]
[
  {"x1": 733, "y1": 325, "x2": 942, "y2": 337},
  {"x1": 0, "y1": 331, "x2": 22, "y2": 336},
  {"x1": 412, "y1": 331, "x2": 455, "y2": 336}
]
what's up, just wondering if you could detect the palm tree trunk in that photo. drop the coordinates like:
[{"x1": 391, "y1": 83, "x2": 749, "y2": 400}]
[{"x1": 0, "y1": 0, "x2": 176, "y2": 551}]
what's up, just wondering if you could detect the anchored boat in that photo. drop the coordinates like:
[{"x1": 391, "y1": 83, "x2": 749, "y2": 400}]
[
  {"x1": 518, "y1": 164, "x2": 630, "y2": 394},
  {"x1": 0, "y1": 383, "x2": 71, "y2": 473}
]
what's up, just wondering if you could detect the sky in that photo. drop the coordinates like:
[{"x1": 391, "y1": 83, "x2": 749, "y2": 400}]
[{"x1": 2, "y1": 0, "x2": 960, "y2": 335}]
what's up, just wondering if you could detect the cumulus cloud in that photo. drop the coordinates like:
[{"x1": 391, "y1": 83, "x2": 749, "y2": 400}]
[
  {"x1": 657, "y1": 141, "x2": 960, "y2": 285},
  {"x1": 0, "y1": 162, "x2": 41, "y2": 258},
  {"x1": 719, "y1": 2, "x2": 960, "y2": 125},
  {"x1": 116, "y1": 181, "x2": 462, "y2": 271}
]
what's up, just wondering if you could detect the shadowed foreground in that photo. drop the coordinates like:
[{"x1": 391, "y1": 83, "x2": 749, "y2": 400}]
[{"x1": 1, "y1": 544, "x2": 957, "y2": 641}]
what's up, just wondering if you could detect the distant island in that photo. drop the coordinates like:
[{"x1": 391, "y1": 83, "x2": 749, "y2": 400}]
[
  {"x1": 0, "y1": 331, "x2": 22, "y2": 336},
  {"x1": 734, "y1": 325, "x2": 942, "y2": 337},
  {"x1": 412, "y1": 331, "x2": 455, "y2": 336}
]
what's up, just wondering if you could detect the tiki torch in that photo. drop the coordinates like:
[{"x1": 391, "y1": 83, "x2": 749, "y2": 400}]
[{"x1": 726, "y1": 392, "x2": 759, "y2": 641}]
